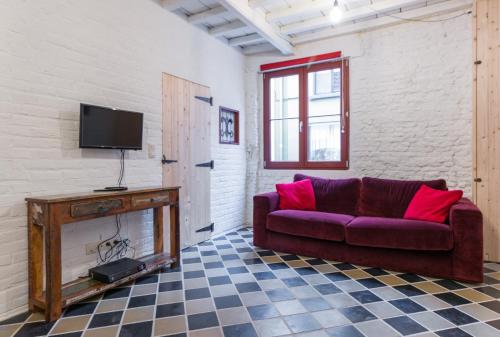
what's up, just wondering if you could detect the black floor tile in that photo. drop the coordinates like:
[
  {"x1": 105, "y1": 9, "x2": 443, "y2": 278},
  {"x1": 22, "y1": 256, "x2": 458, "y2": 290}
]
[
  {"x1": 338, "y1": 305, "x2": 377, "y2": 323},
  {"x1": 268, "y1": 262, "x2": 289, "y2": 270},
  {"x1": 480, "y1": 300, "x2": 500, "y2": 313},
  {"x1": 187, "y1": 311, "x2": 219, "y2": 330},
  {"x1": 281, "y1": 254, "x2": 301, "y2": 261},
  {"x1": 214, "y1": 295, "x2": 243, "y2": 309},
  {"x1": 266, "y1": 288, "x2": 295, "y2": 302},
  {"x1": 227, "y1": 266, "x2": 249, "y2": 274},
  {"x1": 235, "y1": 282, "x2": 261, "y2": 293},
  {"x1": 257, "y1": 250, "x2": 275, "y2": 257},
  {"x1": 435, "y1": 279, "x2": 466, "y2": 290},
  {"x1": 283, "y1": 313, "x2": 322, "y2": 333},
  {"x1": 183, "y1": 270, "x2": 205, "y2": 279},
  {"x1": 325, "y1": 272, "x2": 350, "y2": 282},
  {"x1": 357, "y1": 278, "x2": 386, "y2": 289},
  {"x1": 434, "y1": 292, "x2": 470, "y2": 306},
  {"x1": 435, "y1": 308, "x2": 478, "y2": 325},
  {"x1": 385, "y1": 316, "x2": 427, "y2": 336},
  {"x1": 88, "y1": 311, "x2": 123, "y2": 328},
  {"x1": 326, "y1": 325, "x2": 364, "y2": 337},
  {"x1": 159, "y1": 281, "x2": 183, "y2": 292},
  {"x1": 253, "y1": 272, "x2": 277, "y2": 280},
  {"x1": 486, "y1": 319, "x2": 500, "y2": 330},
  {"x1": 244, "y1": 258, "x2": 263, "y2": 265},
  {"x1": 363, "y1": 267, "x2": 389, "y2": 276},
  {"x1": 182, "y1": 257, "x2": 201, "y2": 264},
  {"x1": 102, "y1": 287, "x2": 131, "y2": 300},
  {"x1": 397, "y1": 273, "x2": 426, "y2": 283},
  {"x1": 213, "y1": 236, "x2": 226, "y2": 241},
  {"x1": 185, "y1": 287, "x2": 211, "y2": 300},
  {"x1": 389, "y1": 298, "x2": 426, "y2": 314},
  {"x1": 204, "y1": 261, "x2": 224, "y2": 269},
  {"x1": 208, "y1": 275, "x2": 232, "y2": 286},
  {"x1": 247, "y1": 304, "x2": 280, "y2": 320},
  {"x1": 128, "y1": 294, "x2": 156, "y2": 308},
  {"x1": 295, "y1": 267, "x2": 318, "y2": 276},
  {"x1": 314, "y1": 283, "x2": 342, "y2": 295},
  {"x1": 484, "y1": 275, "x2": 500, "y2": 285},
  {"x1": 118, "y1": 321, "x2": 152, "y2": 337},
  {"x1": 475, "y1": 286, "x2": 500, "y2": 298},
  {"x1": 236, "y1": 247, "x2": 253, "y2": 253},
  {"x1": 394, "y1": 284, "x2": 426, "y2": 297},
  {"x1": 334, "y1": 263, "x2": 356, "y2": 270},
  {"x1": 306, "y1": 258, "x2": 327, "y2": 265},
  {"x1": 230, "y1": 239, "x2": 245, "y2": 243},
  {"x1": 216, "y1": 244, "x2": 232, "y2": 250},
  {"x1": 135, "y1": 274, "x2": 158, "y2": 285},
  {"x1": 436, "y1": 328, "x2": 473, "y2": 337},
  {"x1": 50, "y1": 332, "x2": 82, "y2": 337},
  {"x1": 223, "y1": 323, "x2": 258, "y2": 337},
  {"x1": 200, "y1": 250, "x2": 218, "y2": 256},
  {"x1": 300, "y1": 297, "x2": 332, "y2": 311},
  {"x1": 282, "y1": 277, "x2": 307, "y2": 287},
  {"x1": 63, "y1": 302, "x2": 98, "y2": 317},
  {"x1": 13, "y1": 321, "x2": 55, "y2": 337},
  {"x1": 349, "y1": 290, "x2": 383, "y2": 304},
  {"x1": 221, "y1": 254, "x2": 240, "y2": 261},
  {"x1": 0, "y1": 312, "x2": 30, "y2": 326},
  {"x1": 156, "y1": 302, "x2": 185, "y2": 318}
]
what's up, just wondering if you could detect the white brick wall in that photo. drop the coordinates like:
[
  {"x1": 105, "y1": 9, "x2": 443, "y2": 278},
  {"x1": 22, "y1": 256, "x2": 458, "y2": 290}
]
[
  {"x1": 244, "y1": 14, "x2": 473, "y2": 224},
  {"x1": 0, "y1": 0, "x2": 246, "y2": 319}
]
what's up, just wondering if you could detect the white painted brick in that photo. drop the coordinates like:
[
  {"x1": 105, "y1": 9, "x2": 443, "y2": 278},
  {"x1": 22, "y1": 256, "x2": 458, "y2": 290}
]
[
  {"x1": 0, "y1": 0, "x2": 246, "y2": 320},
  {"x1": 244, "y1": 14, "x2": 473, "y2": 224}
]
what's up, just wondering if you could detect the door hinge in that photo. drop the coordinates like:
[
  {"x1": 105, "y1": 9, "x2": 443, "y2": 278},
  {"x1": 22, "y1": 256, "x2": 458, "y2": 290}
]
[
  {"x1": 195, "y1": 96, "x2": 213, "y2": 106},
  {"x1": 162, "y1": 155, "x2": 177, "y2": 165},
  {"x1": 196, "y1": 223, "x2": 214, "y2": 233},
  {"x1": 474, "y1": 177, "x2": 482, "y2": 183},
  {"x1": 474, "y1": 60, "x2": 482, "y2": 65},
  {"x1": 195, "y1": 160, "x2": 214, "y2": 169}
]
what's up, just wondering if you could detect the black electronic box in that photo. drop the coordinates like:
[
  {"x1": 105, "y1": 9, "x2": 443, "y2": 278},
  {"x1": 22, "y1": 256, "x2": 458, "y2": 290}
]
[{"x1": 89, "y1": 258, "x2": 146, "y2": 283}]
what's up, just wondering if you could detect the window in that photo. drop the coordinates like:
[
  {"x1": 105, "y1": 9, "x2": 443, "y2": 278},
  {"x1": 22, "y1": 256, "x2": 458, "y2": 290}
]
[{"x1": 263, "y1": 60, "x2": 349, "y2": 169}]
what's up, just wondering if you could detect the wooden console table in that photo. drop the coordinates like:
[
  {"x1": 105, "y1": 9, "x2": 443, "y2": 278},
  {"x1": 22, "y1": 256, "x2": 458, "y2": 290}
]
[{"x1": 25, "y1": 187, "x2": 180, "y2": 321}]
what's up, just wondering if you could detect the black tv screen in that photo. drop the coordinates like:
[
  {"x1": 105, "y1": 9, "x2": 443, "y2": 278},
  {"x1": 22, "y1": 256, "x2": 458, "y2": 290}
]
[{"x1": 79, "y1": 104, "x2": 143, "y2": 150}]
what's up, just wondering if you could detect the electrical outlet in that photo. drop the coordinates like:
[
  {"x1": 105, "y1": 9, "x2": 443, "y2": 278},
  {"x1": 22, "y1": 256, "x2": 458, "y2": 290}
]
[{"x1": 85, "y1": 239, "x2": 116, "y2": 256}]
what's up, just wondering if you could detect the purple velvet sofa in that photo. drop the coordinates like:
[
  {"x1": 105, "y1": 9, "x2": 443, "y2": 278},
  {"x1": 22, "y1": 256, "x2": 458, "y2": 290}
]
[{"x1": 253, "y1": 175, "x2": 483, "y2": 283}]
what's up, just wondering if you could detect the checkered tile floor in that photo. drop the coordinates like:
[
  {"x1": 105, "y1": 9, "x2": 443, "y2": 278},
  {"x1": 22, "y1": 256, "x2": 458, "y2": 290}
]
[{"x1": 1, "y1": 227, "x2": 499, "y2": 337}]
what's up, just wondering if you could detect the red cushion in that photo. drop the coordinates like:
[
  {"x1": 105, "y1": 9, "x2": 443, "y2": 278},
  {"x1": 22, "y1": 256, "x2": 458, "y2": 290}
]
[
  {"x1": 267, "y1": 210, "x2": 353, "y2": 242},
  {"x1": 404, "y1": 185, "x2": 463, "y2": 223},
  {"x1": 276, "y1": 179, "x2": 316, "y2": 211}
]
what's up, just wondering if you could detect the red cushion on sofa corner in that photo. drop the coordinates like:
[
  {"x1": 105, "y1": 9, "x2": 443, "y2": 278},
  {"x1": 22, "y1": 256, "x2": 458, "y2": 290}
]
[
  {"x1": 404, "y1": 185, "x2": 463, "y2": 223},
  {"x1": 276, "y1": 179, "x2": 316, "y2": 211}
]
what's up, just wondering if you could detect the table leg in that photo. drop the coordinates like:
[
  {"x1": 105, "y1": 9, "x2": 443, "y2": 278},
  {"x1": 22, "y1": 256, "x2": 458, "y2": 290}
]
[
  {"x1": 169, "y1": 203, "x2": 180, "y2": 268},
  {"x1": 45, "y1": 212, "x2": 62, "y2": 322},
  {"x1": 28, "y1": 203, "x2": 44, "y2": 312},
  {"x1": 153, "y1": 207, "x2": 164, "y2": 254}
]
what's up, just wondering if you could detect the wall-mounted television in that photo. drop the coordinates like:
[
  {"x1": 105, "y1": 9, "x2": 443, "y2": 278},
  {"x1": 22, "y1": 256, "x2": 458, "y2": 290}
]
[{"x1": 79, "y1": 104, "x2": 143, "y2": 150}]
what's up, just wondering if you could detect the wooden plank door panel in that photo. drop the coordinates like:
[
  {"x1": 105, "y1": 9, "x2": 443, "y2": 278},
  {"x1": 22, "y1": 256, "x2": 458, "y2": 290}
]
[
  {"x1": 162, "y1": 74, "x2": 211, "y2": 248},
  {"x1": 474, "y1": 0, "x2": 500, "y2": 262}
]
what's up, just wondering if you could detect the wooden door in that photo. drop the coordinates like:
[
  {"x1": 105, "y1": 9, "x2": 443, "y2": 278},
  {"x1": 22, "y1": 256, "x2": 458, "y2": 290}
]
[
  {"x1": 474, "y1": 0, "x2": 500, "y2": 261},
  {"x1": 162, "y1": 74, "x2": 212, "y2": 248}
]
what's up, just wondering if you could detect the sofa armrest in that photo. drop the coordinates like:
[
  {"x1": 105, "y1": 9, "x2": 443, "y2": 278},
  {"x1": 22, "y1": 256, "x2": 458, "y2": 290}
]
[
  {"x1": 449, "y1": 198, "x2": 483, "y2": 282},
  {"x1": 253, "y1": 192, "x2": 279, "y2": 246}
]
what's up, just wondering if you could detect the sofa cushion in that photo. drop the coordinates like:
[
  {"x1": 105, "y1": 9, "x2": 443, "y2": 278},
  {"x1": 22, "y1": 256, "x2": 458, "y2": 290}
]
[
  {"x1": 294, "y1": 174, "x2": 361, "y2": 216},
  {"x1": 346, "y1": 216, "x2": 453, "y2": 251},
  {"x1": 404, "y1": 185, "x2": 463, "y2": 223},
  {"x1": 276, "y1": 179, "x2": 316, "y2": 211},
  {"x1": 359, "y1": 177, "x2": 447, "y2": 218},
  {"x1": 267, "y1": 210, "x2": 354, "y2": 242}
]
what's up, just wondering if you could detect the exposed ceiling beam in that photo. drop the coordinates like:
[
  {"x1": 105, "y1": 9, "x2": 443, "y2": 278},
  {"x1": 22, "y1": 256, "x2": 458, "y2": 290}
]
[
  {"x1": 187, "y1": 6, "x2": 228, "y2": 24},
  {"x1": 161, "y1": 0, "x2": 188, "y2": 11},
  {"x1": 292, "y1": 0, "x2": 472, "y2": 45},
  {"x1": 228, "y1": 33, "x2": 265, "y2": 46},
  {"x1": 267, "y1": 0, "x2": 332, "y2": 23},
  {"x1": 242, "y1": 43, "x2": 277, "y2": 55},
  {"x1": 248, "y1": 0, "x2": 277, "y2": 9},
  {"x1": 218, "y1": 0, "x2": 294, "y2": 55},
  {"x1": 281, "y1": 0, "x2": 426, "y2": 35},
  {"x1": 209, "y1": 20, "x2": 247, "y2": 37}
]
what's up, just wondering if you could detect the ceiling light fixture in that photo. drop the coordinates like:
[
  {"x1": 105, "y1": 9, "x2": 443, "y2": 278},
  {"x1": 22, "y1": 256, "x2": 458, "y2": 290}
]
[{"x1": 330, "y1": 0, "x2": 343, "y2": 23}]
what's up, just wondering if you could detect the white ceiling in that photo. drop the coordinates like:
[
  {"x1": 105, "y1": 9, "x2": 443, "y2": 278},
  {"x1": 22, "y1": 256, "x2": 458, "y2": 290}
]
[{"x1": 161, "y1": 0, "x2": 473, "y2": 55}]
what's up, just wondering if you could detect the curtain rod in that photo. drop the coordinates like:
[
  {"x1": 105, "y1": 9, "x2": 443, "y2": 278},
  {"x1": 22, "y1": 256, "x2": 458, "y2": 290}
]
[{"x1": 258, "y1": 56, "x2": 349, "y2": 74}]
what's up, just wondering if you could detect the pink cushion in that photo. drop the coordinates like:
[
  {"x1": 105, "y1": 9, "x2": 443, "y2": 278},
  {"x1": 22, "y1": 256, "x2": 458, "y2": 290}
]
[
  {"x1": 276, "y1": 179, "x2": 316, "y2": 211},
  {"x1": 404, "y1": 185, "x2": 463, "y2": 223},
  {"x1": 267, "y1": 210, "x2": 353, "y2": 242}
]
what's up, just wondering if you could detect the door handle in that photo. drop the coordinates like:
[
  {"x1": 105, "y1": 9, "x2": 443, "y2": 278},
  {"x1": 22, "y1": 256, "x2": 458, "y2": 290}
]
[
  {"x1": 474, "y1": 178, "x2": 482, "y2": 183},
  {"x1": 195, "y1": 160, "x2": 214, "y2": 169},
  {"x1": 162, "y1": 155, "x2": 177, "y2": 165}
]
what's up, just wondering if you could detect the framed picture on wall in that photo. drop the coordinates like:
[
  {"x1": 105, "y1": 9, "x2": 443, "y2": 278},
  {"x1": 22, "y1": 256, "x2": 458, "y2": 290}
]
[{"x1": 219, "y1": 106, "x2": 239, "y2": 145}]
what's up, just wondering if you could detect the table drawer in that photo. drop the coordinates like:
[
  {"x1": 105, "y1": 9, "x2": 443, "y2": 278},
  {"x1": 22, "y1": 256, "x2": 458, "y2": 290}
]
[
  {"x1": 132, "y1": 192, "x2": 170, "y2": 208},
  {"x1": 71, "y1": 199, "x2": 123, "y2": 218}
]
